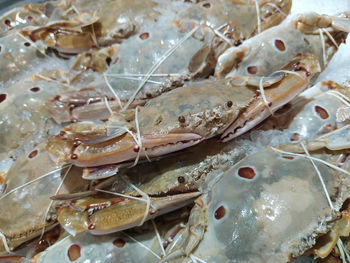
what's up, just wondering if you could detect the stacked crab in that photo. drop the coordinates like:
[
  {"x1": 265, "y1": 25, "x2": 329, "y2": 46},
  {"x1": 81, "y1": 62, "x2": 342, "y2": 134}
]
[{"x1": 0, "y1": 0, "x2": 350, "y2": 262}]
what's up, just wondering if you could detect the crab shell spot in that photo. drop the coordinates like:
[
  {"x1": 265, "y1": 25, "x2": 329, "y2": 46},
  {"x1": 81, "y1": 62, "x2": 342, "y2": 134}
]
[
  {"x1": 214, "y1": 205, "x2": 226, "y2": 220},
  {"x1": 290, "y1": 132, "x2": 300, "y2": 142},
  {"x1": 247, "y1": 66, "x2": 258, "y2": 75},
  {"x1": 202, "y1": 2, "x2": 211, "y2": 8},
  {"x1": 113, "y1": 238, "x2": 126, "y2": 248},
  {"x1": 67, "y1": 244, "x2": 81, "y2": 261},
  {"x1": 24, "y1": 42, "x2": 31, "y2": 47},
  {"x1": 314, "y1": 105, "x2": 329, "y2": 119},
  {"x1": 28, "y1": 149, "x2": 39, "y2": 159},
  {"x1": 281, "y1": 156, "x2": 294, "y2": 160},
  {"x1": 0, "y1": 93, "x2": 6, "y2": 103},
  {"x1": 273, "y1": 39, "x2": 286, "y2": 52},
  {"x1": 4, "y1": 19, "x2": 11, "y2": 27},
  {"x1": 237, "y1": 166, "x2": 256, "y2": 180},
  {"x1": 27, "y1": 15, "x2": 33, "y2": 21},
  {"x1": 139, "y1": 32, "x2": 150, "y2": 40},
  {"x1": 30, "y1": 87, "x2": 40, "y2": 92}
]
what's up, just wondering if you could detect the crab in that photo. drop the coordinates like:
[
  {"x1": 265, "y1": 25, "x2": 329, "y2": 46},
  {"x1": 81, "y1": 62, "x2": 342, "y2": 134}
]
[
  {"x1": 215, "y1": 12, "x2": 350, "y2": 78},
  {"x1": 0, "y1": 44, "x2": 119, "y2": 161},
  {"x1": 0, "y1": 143, "x2": 89, "y2": 255},
  {"x1": 25, "y1": 0, "x2": 291, "y2": 56},
  {"x1": 159, "y1": 79, "x2": 350, "y2": 263},
  {"x1": 46, "y1": 53, "x2": 320, "y2": 167},
  {"x1": 161, "y1": 145, "x2": 350, "y2": 262}
]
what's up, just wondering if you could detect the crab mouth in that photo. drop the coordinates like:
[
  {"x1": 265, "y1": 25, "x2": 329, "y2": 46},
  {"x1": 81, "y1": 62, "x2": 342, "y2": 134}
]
[{"x1": 70, "y1": 133, "x2": 203, "y2": 167}]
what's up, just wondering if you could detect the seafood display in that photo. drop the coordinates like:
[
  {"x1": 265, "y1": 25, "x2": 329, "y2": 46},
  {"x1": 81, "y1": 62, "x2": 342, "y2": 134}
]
[{"x1": 1, "y1": 0, "x2": 350, "y2": 262}]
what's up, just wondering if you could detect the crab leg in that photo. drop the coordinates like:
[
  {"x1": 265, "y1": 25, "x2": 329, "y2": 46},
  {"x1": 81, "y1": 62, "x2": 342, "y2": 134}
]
[{"x1": 57, "y1": 192, "x2": 200, "y2": 235}]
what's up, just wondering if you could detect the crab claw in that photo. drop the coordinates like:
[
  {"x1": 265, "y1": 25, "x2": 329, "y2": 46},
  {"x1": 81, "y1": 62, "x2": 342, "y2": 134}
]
[
  {"x1": 47, "y1": 132, "x2": 202, "y2": 167},
  {"x1": 57, "y1": 192, "x2": 200, "y2": 236},
  {"x1": 221, "y1": 53, "x2": 320, "y2": 142}
]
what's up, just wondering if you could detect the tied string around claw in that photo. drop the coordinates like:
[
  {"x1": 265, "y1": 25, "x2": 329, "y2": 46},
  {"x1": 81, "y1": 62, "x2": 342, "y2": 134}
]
[
  {"x1": 270, "y1": 144, "x2": 350, "y2": 262},
  {"x1": 258, "y1": 70, "x2": 304, "y2": 117},
  {"x1": 96, "y1": 174, "x2": 155, "y2": 228},
  {"x1": 104, "y1": 98, "x2": 151, "y2": 167}
]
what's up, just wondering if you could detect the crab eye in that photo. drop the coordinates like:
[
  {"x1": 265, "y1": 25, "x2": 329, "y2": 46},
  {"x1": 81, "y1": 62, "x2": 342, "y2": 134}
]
[
  {"x1": 237, "y1": 167, "x2": 256, "y2": 180},
  {"x1": 314, "y1": 105, "x2": 329, "y2": 119},
  {"x1": 67, "y1": 244, "x2": 81, "y2": 261},
  {"x1": 113, "y1": 238, "x2": 126, "y2": 248},
  {"x1": 24, "y1": 42, "x2": 31, "y2": 47}
]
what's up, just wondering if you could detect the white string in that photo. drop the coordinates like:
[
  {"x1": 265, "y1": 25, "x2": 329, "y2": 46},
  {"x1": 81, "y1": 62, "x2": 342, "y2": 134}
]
[
  {"x1": 103, "y1": 72, "x2": 123, "y2": 108},
  {"x1": 190, "y1": 254, "x2": 207, "y2": 263},
  {"x1": 151, "y1": 219, "x2": 166, "y2": 257},
  {"x1": 0, "y1": 231, "x2": 10, "y2": 253},
  {"x1": 322, "y1": 28, "x2": 339, "y2": 49},
  {"x1": 96, "y1": 189, "x2": 147, "y2": 203},
  {"x1": 254, "y1": 0, "x2": 261, "y2": 34},
  {"x1": 270, "y1": 147, "x2": 350, "y2": 177},
  {"x1": 129, "y1": 183, "x2": 152, "y2": 226},
  {"x1": 105, "y1": 76, "x2": 162, "y2": 85},
  {"x1": 258, "y1": 77, "x2": 274, "y2": 115},
  {"x1": 0, "y1": 165, "x2": 70, "y2": 201},
  {"x1": 122, "y1": 232, "x2": 161, "y2": 259},
  {"x1": 122, "y1": 25, "x2": 199, "y2": 111},
  {"x1": 319, "y1": 29, "x2": 327, "y2": 66},
  {"x1": 327, "y1": 90, "x2": 350, "y2": 106},
  {"x1": 105, "y1": 73, "x2": 182, "y2": 77},
  {"x1": 15, "y1": 31, "x2": 48, "y2": 58},
  {"x1": 40, "y1": 164, "x2": 72, "y2": 238},
  {"x1": 300, "y1": 142, "x2": 334, "y2": 209},
  {"x1": 265, "y1": 3, "x2": 287, "y2": 17},
  {"x1": 272, "y1": 70, "x2": 304, "y2": 79},
  {"x1": 104, "y1": 97, "x2": 113, "y2": 115},
  {"x1": 213, "y1": 28, "x2": 233, "y2": 46}
]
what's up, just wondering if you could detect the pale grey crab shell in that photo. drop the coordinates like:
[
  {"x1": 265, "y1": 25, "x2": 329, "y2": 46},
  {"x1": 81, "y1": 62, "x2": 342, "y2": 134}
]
[{"x1": 194, "y1": 149, "x2": 350, "y2": 262}]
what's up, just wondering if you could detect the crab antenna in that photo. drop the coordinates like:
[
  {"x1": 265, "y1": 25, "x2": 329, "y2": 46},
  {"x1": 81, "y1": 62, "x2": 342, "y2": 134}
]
[{"x1": 122, "y1": 25, "x2": 199, "y2": 111}]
